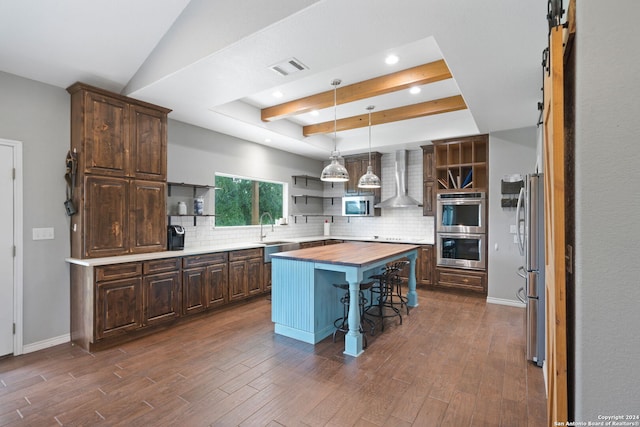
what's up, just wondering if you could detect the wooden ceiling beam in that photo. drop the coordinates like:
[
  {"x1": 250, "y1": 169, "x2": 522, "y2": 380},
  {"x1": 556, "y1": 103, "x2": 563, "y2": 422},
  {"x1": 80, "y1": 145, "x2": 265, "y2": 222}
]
[
  {"x1": 261, "y1": 59, "x2": 452, "y2": 122},
  {"x1": 302, "y1": 95, "x2": 467, "y2": 136}
]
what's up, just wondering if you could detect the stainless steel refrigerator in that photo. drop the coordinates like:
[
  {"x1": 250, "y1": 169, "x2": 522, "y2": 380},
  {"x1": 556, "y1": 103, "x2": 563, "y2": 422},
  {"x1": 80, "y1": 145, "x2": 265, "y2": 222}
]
[{"x1": 516, "y1": 173, "x2": 545, "y2": 367}]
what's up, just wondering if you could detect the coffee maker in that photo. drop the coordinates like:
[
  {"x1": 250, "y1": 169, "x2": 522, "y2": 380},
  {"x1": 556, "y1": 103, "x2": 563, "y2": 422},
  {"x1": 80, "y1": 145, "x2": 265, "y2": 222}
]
[{"x1": 167, "y1": 225, "x2": 185, "y2": 250}]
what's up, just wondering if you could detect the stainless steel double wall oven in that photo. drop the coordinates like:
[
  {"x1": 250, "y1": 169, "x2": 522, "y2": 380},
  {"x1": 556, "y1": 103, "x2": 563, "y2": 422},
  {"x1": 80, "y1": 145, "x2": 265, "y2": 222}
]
[{"x1": 436, "y1": 192, "x2": 486, "y2": 270}]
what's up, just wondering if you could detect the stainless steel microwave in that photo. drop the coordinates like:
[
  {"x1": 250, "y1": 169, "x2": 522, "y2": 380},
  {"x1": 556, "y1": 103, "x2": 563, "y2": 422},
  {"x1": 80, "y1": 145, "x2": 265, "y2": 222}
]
[{"x1": 342, "y1": 195, "x2": 376, "y2": 216}]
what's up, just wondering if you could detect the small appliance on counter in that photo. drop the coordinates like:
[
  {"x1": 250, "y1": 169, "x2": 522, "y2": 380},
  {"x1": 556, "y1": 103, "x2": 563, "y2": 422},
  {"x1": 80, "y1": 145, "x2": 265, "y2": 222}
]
[{"x1": 167, "y1": 225, "x2": 185, "y2": 250}]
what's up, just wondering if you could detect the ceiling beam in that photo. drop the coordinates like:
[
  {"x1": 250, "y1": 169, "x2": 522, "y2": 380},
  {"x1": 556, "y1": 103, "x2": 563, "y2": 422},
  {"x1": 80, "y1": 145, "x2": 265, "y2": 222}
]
[
  {"x1": 302, "y1": 95, "x2": 467, "y2": 136},
  {"x1": 261, "y1": 59, "x2": 452, "y2": 122}
]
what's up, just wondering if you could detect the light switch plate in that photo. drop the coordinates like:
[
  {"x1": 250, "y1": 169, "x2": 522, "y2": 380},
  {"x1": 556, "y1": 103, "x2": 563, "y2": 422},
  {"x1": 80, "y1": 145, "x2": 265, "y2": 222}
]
[
  {"x1": 510, "y1": 224, "x2": 517, "y2": 233},
  {"x1": 32, "y1": 227, "x2": 54, "y2": 240}
]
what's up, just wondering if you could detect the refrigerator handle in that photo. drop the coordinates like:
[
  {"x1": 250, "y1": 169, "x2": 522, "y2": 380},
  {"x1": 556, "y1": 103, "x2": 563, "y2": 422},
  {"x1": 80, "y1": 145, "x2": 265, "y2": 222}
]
[
  {"x1": 517, "y1": 287, "x2": 527, "y2": 304},
  {"x1": 515, "y1": 187, "x2": 525, "y2": 256},
  {"x1": 517, "y1": 265, "x2": 527, "y2": 279}
]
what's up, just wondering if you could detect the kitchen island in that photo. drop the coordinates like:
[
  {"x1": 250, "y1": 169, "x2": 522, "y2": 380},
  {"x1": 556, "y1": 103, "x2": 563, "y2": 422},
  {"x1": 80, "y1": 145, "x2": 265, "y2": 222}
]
[{"x1": 271, "y1": 242, "x2": 419, "y2": 357}]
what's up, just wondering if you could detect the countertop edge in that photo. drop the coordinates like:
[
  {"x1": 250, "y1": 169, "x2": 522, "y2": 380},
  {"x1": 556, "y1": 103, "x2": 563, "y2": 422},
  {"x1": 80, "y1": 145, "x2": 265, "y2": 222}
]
[{"x1": 65, "y1": 236, "x2": 433, "y2": 267}]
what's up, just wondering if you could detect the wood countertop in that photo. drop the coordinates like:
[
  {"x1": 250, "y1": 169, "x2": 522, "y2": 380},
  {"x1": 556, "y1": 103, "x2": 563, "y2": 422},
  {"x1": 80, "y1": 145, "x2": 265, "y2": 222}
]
[{"x1": 271, "y1": 241, "x2": 419, "y2": 267}]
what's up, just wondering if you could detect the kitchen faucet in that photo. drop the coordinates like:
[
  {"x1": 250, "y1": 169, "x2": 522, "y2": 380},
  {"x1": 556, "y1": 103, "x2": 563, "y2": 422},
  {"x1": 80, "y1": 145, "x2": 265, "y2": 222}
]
[{"x1": 259, "y1": 212, "x2": 274, "y2": 241}]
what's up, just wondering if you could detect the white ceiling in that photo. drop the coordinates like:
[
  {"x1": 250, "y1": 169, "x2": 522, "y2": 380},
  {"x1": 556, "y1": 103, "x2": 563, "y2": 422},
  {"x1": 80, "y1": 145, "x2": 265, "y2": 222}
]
[{"x1": 0, "y1": 0, "x2": 547, "y2": 160}]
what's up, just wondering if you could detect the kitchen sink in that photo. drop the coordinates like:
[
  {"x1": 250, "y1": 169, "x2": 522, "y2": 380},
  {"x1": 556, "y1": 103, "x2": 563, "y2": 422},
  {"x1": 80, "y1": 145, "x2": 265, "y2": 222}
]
[{"x1": 257, "y1": 241, "x2": 301, "y2": 262}]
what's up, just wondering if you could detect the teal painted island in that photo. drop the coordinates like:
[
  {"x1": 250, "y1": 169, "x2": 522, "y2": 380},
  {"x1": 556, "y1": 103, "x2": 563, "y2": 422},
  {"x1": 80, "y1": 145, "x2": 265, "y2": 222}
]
[{"x1": 271, "y1": 241, "x2": 419, "y2": 357}]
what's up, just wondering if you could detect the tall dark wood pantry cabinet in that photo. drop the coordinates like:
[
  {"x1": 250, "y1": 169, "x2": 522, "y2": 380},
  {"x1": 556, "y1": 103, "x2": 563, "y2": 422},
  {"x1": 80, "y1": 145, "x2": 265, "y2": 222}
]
[{"x1": 67, "y1": 82, "x2": 171, "y2": 259}]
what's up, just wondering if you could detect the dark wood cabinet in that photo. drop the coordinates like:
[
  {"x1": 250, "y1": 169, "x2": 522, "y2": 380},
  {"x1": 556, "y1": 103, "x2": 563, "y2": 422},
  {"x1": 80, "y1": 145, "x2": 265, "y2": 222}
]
[
  {"x1": 84, "y1": 176, "x2": 129, "y2": 258},
  {"x1": 143, "y1": 271, "x2": 181, "y2": 326},
  {"x1": 435, "y1": 267, "x2": 486, "y2": 293},
  {"x1": 130, "y1": 180, "x2": 167, "y2": 254},
  {"x1": 182, "y1": 268, "x2": 207, "y2": 315},
  {"x1": 397, "y1": 244, "x2": 434, "y2": 286},
  {"x1": 206, "y1": 262, "x2": 228, "y2": 308},
  {"x1": 130, "y1": 104, "x2": 167, "y2": 181},
  {"x1": 418, "y1": 245, "x2": 434, "y2": 286},
  {"x1": 82, "y1": 176, "x2": 166, "y2": 258},
  {"x1": 228, "y1": 248, "x2": 263, "y2": 301},
  {"x1": 67, "y1": 82, "x2": 170, "y2": 259},
  {"x1": 343, "y1": 153, "x2": 382, "y2": 199},
  {"x1": 95, "y1": 263, "x2": 143, "y2": 340},
  {"x1": 71, "y1": 249, "x2": 271, "y2": 351},
  {"x1": 421, "y1": 145, "x2": 436, "y2": 216},
  {"x1": 182, "y1": 252, "x2": 229, "y2": 313}
]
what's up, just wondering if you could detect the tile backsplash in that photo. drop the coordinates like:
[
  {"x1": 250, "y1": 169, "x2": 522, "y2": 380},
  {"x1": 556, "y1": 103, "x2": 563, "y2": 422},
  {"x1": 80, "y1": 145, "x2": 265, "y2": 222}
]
[{"x1": 176, "y1": 149, "x2": 434, "y2": 248}]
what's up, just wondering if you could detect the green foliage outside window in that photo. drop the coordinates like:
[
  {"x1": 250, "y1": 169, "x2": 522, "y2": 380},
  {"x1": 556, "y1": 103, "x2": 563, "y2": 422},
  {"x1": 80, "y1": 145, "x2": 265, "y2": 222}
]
[{"x1": 215, "y1": 175, "x2": 284, "y2": 226}]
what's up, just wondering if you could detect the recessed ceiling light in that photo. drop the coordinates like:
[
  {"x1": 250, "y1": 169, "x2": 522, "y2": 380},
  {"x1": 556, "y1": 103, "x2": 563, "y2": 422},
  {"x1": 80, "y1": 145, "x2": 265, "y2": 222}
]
[
  {"x1": 385, "y1": 54, "x2": 399, "y2": 65},
  {"x1": 265, "y1": 138, "x2": 272, "y2": 143},
  {"x1": 272, "y1": 91, "x2": 283, "y2": 98},
  {"x1": 409, "y1": 86, "x2": 421, "y2": 95},
  {"x1": 310, "y1": 110, "x2": 319, "y2": 116}
]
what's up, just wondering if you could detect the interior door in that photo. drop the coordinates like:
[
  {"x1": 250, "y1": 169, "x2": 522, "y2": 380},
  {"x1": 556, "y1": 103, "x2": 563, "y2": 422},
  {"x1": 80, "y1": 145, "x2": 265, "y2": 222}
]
[
  {"x1": 0, "y1": 144, "x2": 14, "y2": 356},
  {"x1": 543, "y1": 25, "x2": 568, "y2": 424}
]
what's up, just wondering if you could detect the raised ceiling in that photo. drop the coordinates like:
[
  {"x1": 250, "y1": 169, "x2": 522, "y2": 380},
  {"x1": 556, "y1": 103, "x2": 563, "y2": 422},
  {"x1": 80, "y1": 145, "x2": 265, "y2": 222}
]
[{"x1": 0, "y1": 0, "x2": 547, "y2": 159}]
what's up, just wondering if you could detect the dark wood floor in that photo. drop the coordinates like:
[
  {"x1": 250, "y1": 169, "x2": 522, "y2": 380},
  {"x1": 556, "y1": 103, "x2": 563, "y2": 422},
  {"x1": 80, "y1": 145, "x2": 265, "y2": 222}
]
[{"x1": 0, "y1": 287, "x2": 547, "y2": 426}]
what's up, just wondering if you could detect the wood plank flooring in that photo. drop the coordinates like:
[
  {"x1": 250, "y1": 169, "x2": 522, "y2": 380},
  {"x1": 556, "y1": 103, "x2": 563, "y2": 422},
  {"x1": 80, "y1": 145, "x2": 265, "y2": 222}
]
[{"x1": 0, "y1": 287, "x2": 547, "y2": 426}]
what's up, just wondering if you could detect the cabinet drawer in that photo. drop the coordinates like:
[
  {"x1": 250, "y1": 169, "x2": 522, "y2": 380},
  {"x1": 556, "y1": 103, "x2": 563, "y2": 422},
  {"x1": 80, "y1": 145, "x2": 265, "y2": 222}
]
[
  {"x1": 229, "y1": 248, "x2": 262, "y2": 261},
  {"x1": 143, "y1": 258, "x2": 180, "y2": 274},
  {"x1": 182, "y1": 252, "x2": 228, "y2": 268},
  {"x1": 436, "y1": 268, "x2": 486, "y2": 292},
  {"x1": 96, "y1": 262, "x2": 142, "y2": 282}
]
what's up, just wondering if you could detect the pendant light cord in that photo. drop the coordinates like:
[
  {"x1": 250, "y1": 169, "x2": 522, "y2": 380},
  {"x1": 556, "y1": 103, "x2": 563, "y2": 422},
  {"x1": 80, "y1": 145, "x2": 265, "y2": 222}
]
[
  {"x1": 367, "y1": 105, "x2": 374, "y2": 166},
  {"x1": 332, "y1": 79, "x2": 341, "y2": 153}
]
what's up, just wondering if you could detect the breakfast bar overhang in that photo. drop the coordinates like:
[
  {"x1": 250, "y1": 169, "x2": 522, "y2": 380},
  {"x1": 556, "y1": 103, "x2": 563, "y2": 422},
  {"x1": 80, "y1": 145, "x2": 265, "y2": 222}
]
[{"x1": 271, "y1": 242, "x2": 420, "y2": 357}]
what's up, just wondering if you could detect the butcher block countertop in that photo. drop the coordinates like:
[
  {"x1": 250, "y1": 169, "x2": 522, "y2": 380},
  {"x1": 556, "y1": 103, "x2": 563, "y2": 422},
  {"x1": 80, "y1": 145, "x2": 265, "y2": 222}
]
[{"x1": 271, "y1": 241, "x2": 419, "y2": 267}]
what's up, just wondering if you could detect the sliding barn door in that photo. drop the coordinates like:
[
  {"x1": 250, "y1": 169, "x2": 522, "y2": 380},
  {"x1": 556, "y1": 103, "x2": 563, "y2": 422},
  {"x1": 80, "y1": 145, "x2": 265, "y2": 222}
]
[{"x1": 543, "y1": 25, "x2": 568, "y2": 425}]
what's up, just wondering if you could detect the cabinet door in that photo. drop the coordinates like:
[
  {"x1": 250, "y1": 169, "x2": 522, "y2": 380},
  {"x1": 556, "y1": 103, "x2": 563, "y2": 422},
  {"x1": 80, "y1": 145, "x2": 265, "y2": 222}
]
[
  {"x1": 143, "y1": 271, "x2": 181, "y2": 326},
  {"x1": 96, "y1": 277, "x2": 142, "y2": 339},
  {"x1": 84, "y1": 176, "x2": 129, "y2": 258},
  {"x1": 247, "y1": 257, "x2": 263, "y2": 296},
  {"x1": 130, "y1": 104, "x2": 167, "y2": 181},
  {"x1": 422, "y1": 146, "x2": 436, "y2": 216},
  {"x1": 418, "y1": 245, "x2": 434, "y2": 286},
  {"x1": 263, "y1": 263, "x2": 272, "y2": 291},
  {"x1": 182, "y1": 268, "x2": 206, "y2": 315},
  {"x1": 83, "y1": 91, "x2": 129, "y2": 176},
  {"x1": 344, "y1": 158, "x2": 363, "y2": 194},
  {"x1": 228, "y1": 260, "x2": 248, "y2": 301},
  {"x1": 130, "y1": 180, "x2": 166, "y2": 254},
  {"x1": 206, "y1": 263, "x2": 228, "y2": 308}
]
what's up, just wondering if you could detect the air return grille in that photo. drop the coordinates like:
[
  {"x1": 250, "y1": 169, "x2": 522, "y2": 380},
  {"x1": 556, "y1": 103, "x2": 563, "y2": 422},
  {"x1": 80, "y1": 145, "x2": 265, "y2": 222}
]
[{"x1": 269, "y1": 57, "x2": 308, "y2": 76}]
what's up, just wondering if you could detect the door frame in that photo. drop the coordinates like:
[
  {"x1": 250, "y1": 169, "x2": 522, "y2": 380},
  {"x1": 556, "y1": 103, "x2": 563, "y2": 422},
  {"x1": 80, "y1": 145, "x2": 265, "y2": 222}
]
[{"x1": 0, "y1": 138, "x2": 23, "y2": 356}]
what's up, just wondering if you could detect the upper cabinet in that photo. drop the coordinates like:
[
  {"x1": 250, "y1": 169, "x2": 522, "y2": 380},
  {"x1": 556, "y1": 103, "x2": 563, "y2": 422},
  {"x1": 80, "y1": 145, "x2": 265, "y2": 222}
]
[
  {"x1": 68, "y1": 82, "x2": 170, "y2": 181},
  {"x1": 343, "y1": 152, "x2": 382, "y2": 199},
  {"x1": 432, "y1": 134, "x2": 488, "y2": 192},
  {"x1": 67, "y1": 82, "x2": 171, "y2": 258},
  {"x1": 421, "y1": 145, "x2": 436, "y2": 216}
]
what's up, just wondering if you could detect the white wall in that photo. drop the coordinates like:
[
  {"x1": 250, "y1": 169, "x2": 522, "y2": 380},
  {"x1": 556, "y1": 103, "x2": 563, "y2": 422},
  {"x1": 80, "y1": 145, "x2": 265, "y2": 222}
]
[
  {"x1": 0, "y1": 71, "x2": 70, "y2": 346},
  {"x1": 573, "y1": 1, "x2": 640, "y2": 419},
  {"x1": 487, "y1": 128, "x2": 537, "y2": 303}
]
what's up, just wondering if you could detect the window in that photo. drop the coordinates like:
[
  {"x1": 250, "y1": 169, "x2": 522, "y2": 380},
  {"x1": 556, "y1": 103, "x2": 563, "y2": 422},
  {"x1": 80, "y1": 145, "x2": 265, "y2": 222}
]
[{"x1": 214, "y1": 174, "x2": 285, "y2": 227}]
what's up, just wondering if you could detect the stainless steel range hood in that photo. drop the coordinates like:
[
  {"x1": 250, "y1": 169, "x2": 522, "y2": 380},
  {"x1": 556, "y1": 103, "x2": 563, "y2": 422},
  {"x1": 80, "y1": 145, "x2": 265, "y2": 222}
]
[{"x1": 375, "y1": 150, "x2": 422, "y2": 208}]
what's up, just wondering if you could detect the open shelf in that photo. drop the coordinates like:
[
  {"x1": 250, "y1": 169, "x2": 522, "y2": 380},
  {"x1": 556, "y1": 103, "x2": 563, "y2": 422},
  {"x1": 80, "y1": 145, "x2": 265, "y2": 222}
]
[{"x1": 433, "y1": 135, "x2": 488, "y2": 191}]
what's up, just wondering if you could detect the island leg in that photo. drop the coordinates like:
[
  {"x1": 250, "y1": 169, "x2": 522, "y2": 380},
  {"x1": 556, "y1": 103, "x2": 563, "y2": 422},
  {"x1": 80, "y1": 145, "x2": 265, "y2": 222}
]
[
  {"x1": 406, "y1": 249, "x2": 419, "y2": 307},
  {"x1": 343, "y1": 271, "x2": 364, "y2": 357}
]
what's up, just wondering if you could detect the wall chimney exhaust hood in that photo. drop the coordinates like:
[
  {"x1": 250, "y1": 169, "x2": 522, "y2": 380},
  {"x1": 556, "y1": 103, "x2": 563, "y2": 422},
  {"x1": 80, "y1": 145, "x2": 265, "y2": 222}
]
[{"x1": 375, "y1": 150, "x2": 422, "y2": 208}]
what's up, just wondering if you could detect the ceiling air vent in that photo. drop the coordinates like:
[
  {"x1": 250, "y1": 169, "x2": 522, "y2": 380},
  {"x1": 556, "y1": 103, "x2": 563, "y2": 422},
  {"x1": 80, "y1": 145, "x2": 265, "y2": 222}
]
[{"x1": 269, "y1": 57, "x2": 308, "y2": 76}]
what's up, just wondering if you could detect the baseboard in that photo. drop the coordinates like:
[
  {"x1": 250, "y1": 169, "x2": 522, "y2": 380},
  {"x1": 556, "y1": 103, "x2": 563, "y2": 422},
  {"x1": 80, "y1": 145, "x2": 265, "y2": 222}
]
[
  {"x1": 486, "y1": 296, "x2": 525, "y2": 308},
  {"x1": 22, "y1": 333, "x2": 70, "y2": 354}
]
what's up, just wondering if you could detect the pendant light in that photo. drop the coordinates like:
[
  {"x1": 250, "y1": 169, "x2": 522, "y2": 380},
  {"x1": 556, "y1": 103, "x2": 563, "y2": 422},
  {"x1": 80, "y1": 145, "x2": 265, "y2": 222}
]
[
  {"x1": 320, "y1": 79, "x2": 349, "y2": 182},
  {"x1": 357, "y1": 105, "x2": 381, "y2": 189}
]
